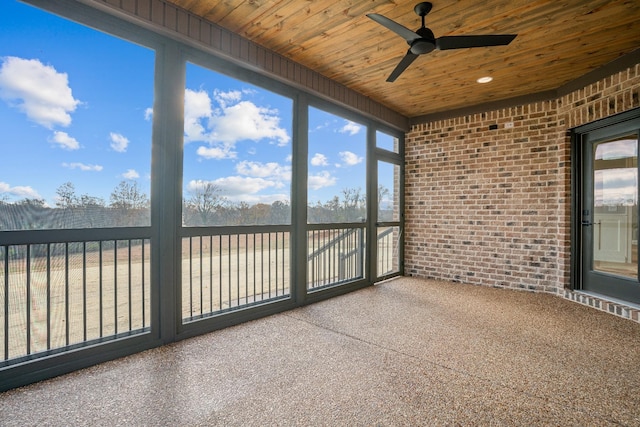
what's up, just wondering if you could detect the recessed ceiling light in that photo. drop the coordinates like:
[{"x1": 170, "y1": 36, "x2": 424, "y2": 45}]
[{"x1": 477, "y1": 76, "x2": 493, "y2": 84}]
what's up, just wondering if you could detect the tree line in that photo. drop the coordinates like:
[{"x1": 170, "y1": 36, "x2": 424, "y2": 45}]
[{"x1": 0, "y1": 181, "x2": 394, "y2": 231}]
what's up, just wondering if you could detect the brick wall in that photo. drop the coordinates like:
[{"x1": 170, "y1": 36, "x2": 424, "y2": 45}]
[{"x1": 404, "y1": 63, "x2": 640, "y2": 295}]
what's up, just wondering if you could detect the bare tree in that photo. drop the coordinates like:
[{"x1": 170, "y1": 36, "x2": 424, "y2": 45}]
[
  {"x1": 184, "y1": 182, "x2": 224, "y2": 225},
  {"x1": 55, "y1": 182, "x2": 78, "y2": 209},
  {"x1": 341, "y1": 187, "x2": 365, "y2": 222},
  {"x1": 110, "y1": 181, "x2": 149, "y2": 210},
  {"x1": 110, "y1": 181, "x2": 149, "y2": 226}
]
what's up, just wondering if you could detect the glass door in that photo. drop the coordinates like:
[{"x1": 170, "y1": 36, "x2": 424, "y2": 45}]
[
  {"x1": 581, "y1": 127, "x2": 640, "y2": 304},
  {"x1": 374, "y1": 130, "x2": 403, "y2": 280}
]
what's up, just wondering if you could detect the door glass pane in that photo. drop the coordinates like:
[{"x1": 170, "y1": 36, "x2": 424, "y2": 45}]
[
  {"x1": 377, "y1": 160, "x2": 401, "y2": 277},
  {"x1": 592, "y1": 136, "x2": 638, "y2": 279},
  {"x1": 378, "y1": 161, "x2": 400, "y2": 222}
]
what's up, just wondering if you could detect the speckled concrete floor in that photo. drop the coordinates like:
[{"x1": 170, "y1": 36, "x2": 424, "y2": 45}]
[{"x1": 1, "y1": 277, "x2": 639, "y2": 426}]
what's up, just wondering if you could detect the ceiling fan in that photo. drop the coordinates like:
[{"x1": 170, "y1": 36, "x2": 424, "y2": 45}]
[{"x1": 367, "y1": 2, "x2": 517, "y2": 82}]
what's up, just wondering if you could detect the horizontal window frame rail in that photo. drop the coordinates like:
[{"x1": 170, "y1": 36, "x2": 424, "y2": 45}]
[
  {"x1": 306, "y1": 222, "x2": 367, "y2": 231},
  {"x1": 0, "y1": 227, "x2": 152, "y2": 246},
  {"x1": 0, "y1": 331, "x2": 161, "y2": 393},
  {"x1": 0, "y1": 327, "x2": 151, "y2": 369},
  {"x1": 375, "y1": 221, "x2": 401, "y2": 228},
  {"x1": 179, "y1": 224, "x2": 290, "y2": 237}
]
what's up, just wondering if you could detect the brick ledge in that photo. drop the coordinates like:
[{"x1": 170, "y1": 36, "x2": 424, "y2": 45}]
[{"x1": 562, "y1": 290, "x2": 640, "y2": 324}]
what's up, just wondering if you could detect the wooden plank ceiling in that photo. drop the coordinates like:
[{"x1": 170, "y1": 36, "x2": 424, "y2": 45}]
[{"x1": 167, "y1": 0, "x2": 640, "y2": 119}]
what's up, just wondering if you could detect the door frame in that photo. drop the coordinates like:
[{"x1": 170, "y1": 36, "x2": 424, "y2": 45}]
[{"x1": 571, "y1": 107, "x2": 640, "y2": 304}]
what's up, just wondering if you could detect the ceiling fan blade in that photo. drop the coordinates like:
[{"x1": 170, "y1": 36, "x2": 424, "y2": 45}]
[
  {"x1": 367, "y1": 13, "x2": 420, "y2": 43},
  {"x1": 387, "y1": 51, "x2": 419, "y2": 82},
  {"x1": 436, "y1": 34, "x2": 516, "y2": 50}
]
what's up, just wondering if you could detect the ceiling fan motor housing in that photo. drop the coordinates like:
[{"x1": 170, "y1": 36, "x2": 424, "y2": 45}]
[{"x1": 410, "y1": 27, "x2": 436, "y2": 54}]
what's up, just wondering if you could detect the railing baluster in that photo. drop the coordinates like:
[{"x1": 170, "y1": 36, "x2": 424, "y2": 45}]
[
  {"x1": 65, "y1": 242, "x2": 70, "y2": 346},
  {"x1": 218, "y1": 235, "x2": 222, "y2": 311},
  {"x1": 261, "y1": 233, "x2": 265, "y2": 299},
  {"x1": 83, "y1": 242, "x2": 87, "y2": 342},
  {"x1": 199, "y1": 236, "x2": 203, "y2": 316},
  {"x1": 128, "y1": 239, "x2": 132, "y2": 332},
  {"x1": 26, "y1": 245, "x2": 31, "y2": 355},
  {"x1": 236, "y1": 234, "x2": 240, "y2": 306},
  {"x1": 47, "y1": 244, "x2": 51, "y2": 350},
  {"x1": 189, "y1": 237, "x2": 193, "y2": 318},
  {"x1": 209, "y1": 235, "x2": 213, "y2": 313},
  {"x1": 227, "y1": 234, "x2": 231, "y2": 309},
  {"x1": 245, "y1": 234, "x2": 248, "y2": 303},
  {"x1": 4, "y1": 246, "x2": 9, "y2": 360},
  {"x1": 99, "y1": 241, "x2": 103, "y2": 338},
  {"x1": 115, "y1": 241, "x2": 119, "y2": 335},
  {"x1": 268, "y1": 233, "x2": 272, "y2": 297},
  {"x1": 142, "y1": 239, "x2": 146, "y2": 328}
]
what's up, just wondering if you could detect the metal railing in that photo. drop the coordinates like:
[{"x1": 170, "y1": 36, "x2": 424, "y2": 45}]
[
  {"x1": 181, "y1": 226, "x2": 290, "y2": 322},
  {"x1": 1, "y1": 229, "x2": 151, "y2": 366},
  {"x1": 1, "y1": 223, "x2": 400, "y2": 365},
  {"x1": 307, "y1": 225, "x2": 365, "y2": 289}
]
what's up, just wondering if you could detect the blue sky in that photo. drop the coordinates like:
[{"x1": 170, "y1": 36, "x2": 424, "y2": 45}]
[{"x1": 0, "y1": 0, "x2": 369, "y2": 208}]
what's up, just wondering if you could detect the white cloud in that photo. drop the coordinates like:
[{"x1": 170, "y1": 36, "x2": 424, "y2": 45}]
[
  {"x1": 62, "y1": 162, "x2": 103, "y2": 171},
  {"x1": 196, "y1": 145, "x2": 237, "y2": 160},
  {"x1": 184, "y1": 89, "x2": 212, "y2": 143},
  {"x1": 308, "y1": 171, "x2": 337, "y2": 190},
  {"x1": 122, "y1": 169, "x2": 140, "y2": 179},
  {"x1": 186, "y1": 178, "x2": 288, "y2": 204},
  {"x1": 51, "y1": 131, "x2": 80, "y2": 150},
  {"x1": 310, "y1": 122, "x2": 330, "y2": 133},
  {"x1": 210, "y1": 100, "x2": 290, "y2": 146},
  {"x1": 144, "y1": 107, "x2": 153, "y2": 121},
  {"x1": 311, "y1": 153, "x2": 328, "y2": 166},
  {"x1": 213, "y1": 89, "x2": 242, "y2": 108},
  {"x1": 339, "y1": 151, "x2": 363, "y2": 166},
  {"x1": 110, "y1": 132, "x2": 129, "y2": 152},
  {"x1": 0, "y1": 181, "x2": 42, "y2": 200},
  {"x1": 188, "y1": 176, "x2": 276, "y2": 197},
  {"x1": 339, "y1": 120, "x2": 361, "y2": 136},
  {"x1": 184, "y1": 89, "x2": 290, "y2": 158},
  {"x1": 236, "y1": 160, "x2": 291, "y2": 182},
  {"x1": 0, "y1": 56, "x2": 80, "y2": 128}
]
